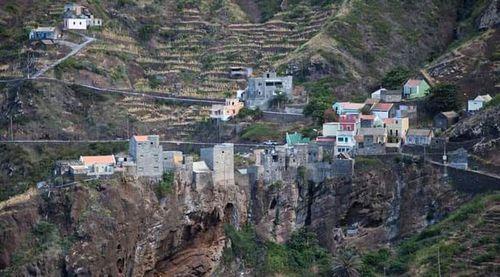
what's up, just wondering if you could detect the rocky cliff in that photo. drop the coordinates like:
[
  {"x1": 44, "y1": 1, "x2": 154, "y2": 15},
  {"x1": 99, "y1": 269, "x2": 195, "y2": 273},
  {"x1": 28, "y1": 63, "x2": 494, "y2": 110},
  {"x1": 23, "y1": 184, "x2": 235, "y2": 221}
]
[
  {"x1": 0, "y1": 175, "x2": 248, "y2": 276},
  {"x1": 0, "y1": 156, "x2": 470, "y2": 275},
  {"x1": 251, "y1": 157, "x2": 464, "y2": 252}
]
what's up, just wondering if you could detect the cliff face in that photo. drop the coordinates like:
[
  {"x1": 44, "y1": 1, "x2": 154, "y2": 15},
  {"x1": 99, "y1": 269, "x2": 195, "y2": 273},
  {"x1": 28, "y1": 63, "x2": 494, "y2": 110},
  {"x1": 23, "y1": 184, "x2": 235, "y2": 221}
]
[
  {"x1": 0, "y1": 157, "x2": 465, "y2": 275},
  {"x1": 251, "y1": 158, "x2": 464, "y2": 252},
  {"x1": 0, "y1": 175, "x2": 248, "y2": 276}
]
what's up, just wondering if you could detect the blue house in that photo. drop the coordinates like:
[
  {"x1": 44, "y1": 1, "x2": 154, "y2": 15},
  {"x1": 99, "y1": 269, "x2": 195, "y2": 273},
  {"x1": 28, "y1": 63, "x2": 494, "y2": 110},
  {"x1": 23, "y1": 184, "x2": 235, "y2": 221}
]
[{"x1": 29, "y1": 27, "x2": 60, "y2": 41}]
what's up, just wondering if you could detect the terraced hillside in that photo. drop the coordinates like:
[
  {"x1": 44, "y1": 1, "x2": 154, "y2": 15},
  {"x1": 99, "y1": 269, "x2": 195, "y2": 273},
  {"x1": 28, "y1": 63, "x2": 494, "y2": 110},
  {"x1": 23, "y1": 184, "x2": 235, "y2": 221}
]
[{"x1": 3, "y1": 0, "x2": 496, "y2": 101}]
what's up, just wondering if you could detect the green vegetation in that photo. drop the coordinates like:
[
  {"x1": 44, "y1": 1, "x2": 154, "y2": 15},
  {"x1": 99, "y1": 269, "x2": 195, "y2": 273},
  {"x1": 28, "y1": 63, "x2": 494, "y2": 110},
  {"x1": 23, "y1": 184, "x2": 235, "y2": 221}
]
[
  {"x1": 241, "y1": 123, "x2": 280, "y2": 142},
  {"x1": 223, "y1": 225, "x2": 332, "y2": 275},
  {"x1": 54, "y1": 57, "x2": 106, "y2": 79},
  {"x1": 303, "y1": 77, "x2": 338, "y2": 124},
  {"x1": 236, "y1": 107, "x2": 263, "y2": 120},
  {"x1": 157, "y1": 172, "x2": 174, "y2": 198},
  {"x1": 485, "y1": 94, "x2": 500, "y2": 108},
  {"x1": 425, "y1": 83, "x2": 461, "y2": 115},
  {"x1": 381, "y1": 67, "x2": 411, "y2": 90},
  {"x1": 361, "y1": 194, "x2": 500, "y2": 276},
  {"x1": 1, "y1": 220, "x2": 62, "y2": 275}
]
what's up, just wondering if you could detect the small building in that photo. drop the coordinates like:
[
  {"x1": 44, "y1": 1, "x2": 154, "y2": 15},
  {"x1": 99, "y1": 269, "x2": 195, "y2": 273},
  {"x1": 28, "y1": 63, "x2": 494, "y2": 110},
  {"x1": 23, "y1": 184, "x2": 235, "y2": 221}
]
[
  {"x1": 357, "y1": 127, "x2": 387, "y2": 147},
  {"x1": 241, "y1": 71, "x2": 293, "y2": 109},
  {"x1": 380, "y1": 89, "x2": 402, "y2": 103},
  {"x1": 468, "y1": 94, "x2": 492, "y2": 112},
  {"x1": 448, "y1": 148, "x2": 468, "y2": 169},
  {"x1": 371, "y1": 103, "x2": 395, "y2": 119},
  {"x1": 371, "y1": 88, "x2": 402, "y2": 102},
  {"x1": 70, "y1": 155, "x2": 116, "y2": 176},
  {"x1": 403, "y1": 79, "x2": 430, "y2": 99},
  {"x1": 129, "y1": 135, "x2": 163, "y2": 177},
  {"x1": 64, "y1": 16, "x2": 88, "y2": 30},
  {"x1": 433, "y1": 111, "x2": 459, "y2": 131},
  {"x1": 406, "y1": 129, "x2": 434, "y2": 145},
  {"x1": 332, "y1": 102, "x2": 365, "y2": 116},
  {"x1": 29, "y1": 27, "x2": 60, "y2": 41},
  {"x1": 383, "y1": 117, "x2": 409, "y2": 142},
  {"x1": 229, "y1": 67, "x2": 253, "y2": 78},
  {"x1": 210, "y1": 98, "x2": 244, "y2": 121},
  {"x1": 286, "y1": 132, "x2": 310, "y2": 146},
  {"x1": 63, "y1": 4, "x2": 102, "y2": 30}
]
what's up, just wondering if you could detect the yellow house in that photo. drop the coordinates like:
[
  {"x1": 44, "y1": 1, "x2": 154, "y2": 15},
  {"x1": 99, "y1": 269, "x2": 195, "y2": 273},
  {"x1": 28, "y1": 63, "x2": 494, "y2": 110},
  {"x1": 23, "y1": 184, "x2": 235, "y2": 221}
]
[{"x1": 383, "y1": 117, "x2": 409, "y2": 142}]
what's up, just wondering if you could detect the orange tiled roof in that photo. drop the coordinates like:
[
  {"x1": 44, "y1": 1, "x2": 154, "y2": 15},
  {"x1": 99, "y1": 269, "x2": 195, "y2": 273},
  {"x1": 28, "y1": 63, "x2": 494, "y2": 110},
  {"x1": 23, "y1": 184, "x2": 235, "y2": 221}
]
[
  {"x1": 133, "y1": 135, "x2": 149, "y2": 142},
  {"x1": 80, "y1": 155, "x2": 115, "y2": 165}
]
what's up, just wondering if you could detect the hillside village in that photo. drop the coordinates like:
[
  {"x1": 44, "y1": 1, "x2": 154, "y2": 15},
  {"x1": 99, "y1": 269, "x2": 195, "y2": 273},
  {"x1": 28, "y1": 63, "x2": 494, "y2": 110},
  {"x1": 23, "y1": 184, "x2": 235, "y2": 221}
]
[{"x1": 0, "y1": 0, "x2": 499, "y2": 276}]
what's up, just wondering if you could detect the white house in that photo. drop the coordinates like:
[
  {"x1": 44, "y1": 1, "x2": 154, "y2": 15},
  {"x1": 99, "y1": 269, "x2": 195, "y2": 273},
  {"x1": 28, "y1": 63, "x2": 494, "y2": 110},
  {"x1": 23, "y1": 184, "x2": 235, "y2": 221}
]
[
  {"x1": 468, "y1": 94, "x2": 492, "y2": 112},
  {"x1": 70, "y1": 155, "x2": 116, "y2": 176},
  {"x1": 332, "y1": 102, "x2": 365, "y2": 116},
  {"x1": 64, "y1": 17, "x2": 88, "y2": 30},
  {"x1": 371, "y1": 103, "x2": 395, "y2": 119}
]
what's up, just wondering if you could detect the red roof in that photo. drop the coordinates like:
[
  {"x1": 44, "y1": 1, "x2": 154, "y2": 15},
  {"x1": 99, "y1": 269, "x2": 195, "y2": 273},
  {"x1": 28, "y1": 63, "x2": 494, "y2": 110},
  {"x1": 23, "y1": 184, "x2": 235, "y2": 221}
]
[
  {"x1": 372, "y1": 103, "x2": 394, "y2": 112},
  {"x1": 405, "y1": 79, "x2": 423, "y2": 87}
]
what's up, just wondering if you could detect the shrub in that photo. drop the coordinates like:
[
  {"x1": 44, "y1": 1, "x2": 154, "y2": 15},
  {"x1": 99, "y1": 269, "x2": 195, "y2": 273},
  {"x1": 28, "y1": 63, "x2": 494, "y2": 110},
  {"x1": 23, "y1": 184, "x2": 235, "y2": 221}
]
[
  {"x1": 381, "y1": 67, "x2": 411, "y2": 90},
  {"x1": 425, "y1": 84, "x2": 461, "y2": 115},
  {"x1": 157, "y1": 172, "x2": 174, "y2": 197}
]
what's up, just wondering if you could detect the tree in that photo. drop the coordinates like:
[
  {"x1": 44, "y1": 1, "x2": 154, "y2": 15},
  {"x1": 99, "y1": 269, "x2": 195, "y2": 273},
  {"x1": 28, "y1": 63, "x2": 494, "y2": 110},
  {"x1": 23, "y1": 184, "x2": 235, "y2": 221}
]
[
  {"x1": 381, "y1": 67, "x2": 411, "y2": 90},
  {"x1": 331, "y1": 247, "x2": 362, "y2": 277},
  {"x1": 425, "y1": 84, "x2": 461, "y2": 115},
  {"x1": 323, "y1": 108, "x2": 339, "y2": 123}
]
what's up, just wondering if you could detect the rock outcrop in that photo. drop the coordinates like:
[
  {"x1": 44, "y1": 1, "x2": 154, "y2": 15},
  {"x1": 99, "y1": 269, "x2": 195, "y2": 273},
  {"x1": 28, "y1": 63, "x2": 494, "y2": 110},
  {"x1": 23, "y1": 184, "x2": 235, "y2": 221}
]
[
  {"x1": 0, "y1": 175, "x2": 248, "y2": 276},
  {"x1": 252, "y1": 158, "x2": 464, "y2": 252}
]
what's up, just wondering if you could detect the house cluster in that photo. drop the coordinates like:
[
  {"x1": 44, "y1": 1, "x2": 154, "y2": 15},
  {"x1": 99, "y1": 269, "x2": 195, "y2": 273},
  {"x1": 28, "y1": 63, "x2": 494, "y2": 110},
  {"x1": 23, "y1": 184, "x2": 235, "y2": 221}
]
[
  {"x1": 210, "y1": 70, "x2": 294, "y2": 121},
  {"x1": 319, "y1": 78, "x2": 436, "y2": 156},
  {"x1": 250, "y1": 137, "x2": 354, "y2": 184},
  {"x1": 29, "y1": 3, "x2": 102, "y2": 42},
  {"x1": 63, "y1": 3, "x2": 102, "y2": 30},
  {"x1": 56, "y1": 135, "x2": 236, "y2": 188}
]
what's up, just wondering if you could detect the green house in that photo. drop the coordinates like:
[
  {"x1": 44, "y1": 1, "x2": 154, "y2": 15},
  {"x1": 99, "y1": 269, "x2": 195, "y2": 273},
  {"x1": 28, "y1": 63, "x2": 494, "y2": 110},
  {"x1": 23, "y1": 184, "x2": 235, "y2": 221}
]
[
  {"x1": 286, "y1": 132, "x2": 310, "y2": 146},
  {"x1": 403, "y1": 79, "x2": 430, "y2": 99}
]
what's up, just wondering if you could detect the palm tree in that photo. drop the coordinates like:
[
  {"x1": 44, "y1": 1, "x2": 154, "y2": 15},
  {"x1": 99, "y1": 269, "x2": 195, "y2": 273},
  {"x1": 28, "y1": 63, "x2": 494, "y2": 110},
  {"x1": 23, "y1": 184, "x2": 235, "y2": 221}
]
[{"x1": 331, "y1": 247, "x2": 362, "y2": 277}]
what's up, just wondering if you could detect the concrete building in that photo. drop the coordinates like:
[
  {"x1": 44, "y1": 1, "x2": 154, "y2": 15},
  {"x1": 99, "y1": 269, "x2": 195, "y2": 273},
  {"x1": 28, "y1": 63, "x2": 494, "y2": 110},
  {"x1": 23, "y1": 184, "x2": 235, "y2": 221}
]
[
  {"x1": 468, "y1": 94, "x2": 492, "y2": 112},
  {"x1": 403, "y1": 79, "x2": 430, "y2": 99},
  {"x1": 383, "y1": 117, "x2": 409, "y2": 142},
  {"x1": 406, "y1": 129, "x2": 434, "y2": 145},
  {"x1": 433, "y1": 111, "x2": 459, "y2": 131},
  {"x1": 371, "y1": 88, "x2": 401, "y2": 102},
  {"x1": 163, "y1": 151, "x2": 183, "y2": 172},
  {"x1": 201, "y1": 143, "x2": 235, "y2": 187},
  {"x1": 29, "y1": 27, "x2": 60, "y2": 41},
  {"x1": 241, "y1": 71, "x2": 293, "y2": 109},
  {"x1": 129, "y1": 135, "x2": 163, "y2": 177},
  {"x1": 371, "y1": 103, "x2": 395, "y2": 119},
  {"x1": 210, "y1": 98, "x2": 244, "y2": 121}
]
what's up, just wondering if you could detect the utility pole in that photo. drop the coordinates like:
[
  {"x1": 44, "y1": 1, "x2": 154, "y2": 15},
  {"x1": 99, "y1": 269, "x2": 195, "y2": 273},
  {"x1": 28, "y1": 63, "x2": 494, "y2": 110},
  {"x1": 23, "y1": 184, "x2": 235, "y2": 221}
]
[
  {"x1": 9, "y1": 116, "x2": 14, "y2": 141},
  {"x1": 126, "y1": 116, "x2": 130, "y2": 139},
  {"x1": 438, "y1": 246, "x2": 442, "y2": 277}
]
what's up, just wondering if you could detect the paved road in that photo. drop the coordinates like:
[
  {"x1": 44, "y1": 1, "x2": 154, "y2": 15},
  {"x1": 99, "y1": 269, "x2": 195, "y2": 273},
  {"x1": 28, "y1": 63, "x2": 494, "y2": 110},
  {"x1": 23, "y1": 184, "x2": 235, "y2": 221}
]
[
  {"x1": 31, "y1": 36, "x2": 95, "y2": 79},
  {"x1": 0, "y1": 139, "x2": 265, "y2": 148}
]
